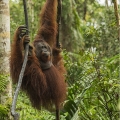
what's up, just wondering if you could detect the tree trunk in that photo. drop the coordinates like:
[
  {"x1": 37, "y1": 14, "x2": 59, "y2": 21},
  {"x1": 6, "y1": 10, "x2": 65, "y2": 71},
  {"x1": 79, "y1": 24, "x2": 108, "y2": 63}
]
[
  {"x1": 0, "y1": 0, "x2": 12, "y2": 119},
  {"x1": 113, "y1": 0, "x2": 120, "y2": 40},
  {"x1": 83, "y1": 0, "x2": 87, "y2": 21},
  {"x1": 105, "y1": 0, "x2": 109, "y2": 8}
]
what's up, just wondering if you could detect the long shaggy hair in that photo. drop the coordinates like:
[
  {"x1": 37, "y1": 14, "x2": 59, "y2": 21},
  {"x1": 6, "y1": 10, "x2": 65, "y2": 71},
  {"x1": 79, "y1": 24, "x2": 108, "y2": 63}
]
[{"x1": 10, "y1": 0, "x2": 67, "y2": 119}]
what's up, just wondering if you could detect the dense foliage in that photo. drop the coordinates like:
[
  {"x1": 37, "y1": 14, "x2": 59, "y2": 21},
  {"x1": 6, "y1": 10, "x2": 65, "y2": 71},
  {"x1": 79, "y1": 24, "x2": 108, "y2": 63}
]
[
  {"x1": 63, "y1": 51, "x2": 119, "y2": 119},
  {"x1": 0, "y1": 75, "x2": 11, "y2": 120},
  {"x1": 0, "y1": 0, "x2": 119, "y2": 119}
]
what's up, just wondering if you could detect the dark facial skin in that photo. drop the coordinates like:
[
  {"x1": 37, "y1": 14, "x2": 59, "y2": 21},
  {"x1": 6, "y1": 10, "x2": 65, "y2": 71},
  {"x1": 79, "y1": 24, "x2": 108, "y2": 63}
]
[{"x1": 35, "y1": 42, "x2": 51, "y2": 63}]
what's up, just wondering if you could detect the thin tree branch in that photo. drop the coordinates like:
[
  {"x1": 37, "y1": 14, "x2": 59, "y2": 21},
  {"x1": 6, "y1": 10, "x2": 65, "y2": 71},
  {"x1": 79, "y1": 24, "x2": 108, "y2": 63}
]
[
  {"x1": 11, "y1": 0, "x2": 29, "y2": 120},
  {"x1": 56, "y1": 0, "x2": 62, "y2": 48}
]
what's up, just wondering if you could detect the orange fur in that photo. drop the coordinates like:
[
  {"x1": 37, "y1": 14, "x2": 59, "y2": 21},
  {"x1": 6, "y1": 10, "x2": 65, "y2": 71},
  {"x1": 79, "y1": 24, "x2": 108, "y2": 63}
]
[{"x1": 10, "y1": 0, "x2": 67, "y2": 119}]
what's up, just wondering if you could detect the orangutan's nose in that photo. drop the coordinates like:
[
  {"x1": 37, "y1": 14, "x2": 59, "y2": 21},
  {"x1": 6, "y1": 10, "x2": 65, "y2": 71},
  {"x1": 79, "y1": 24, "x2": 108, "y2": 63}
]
[{"x1": 42, "y1": 52, "x2": 50, "y2": 58}]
